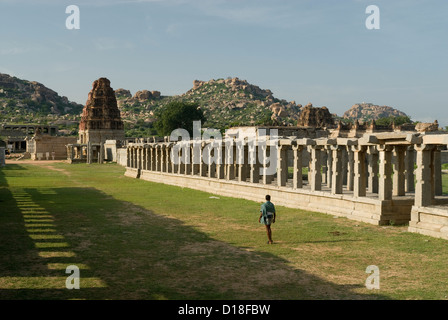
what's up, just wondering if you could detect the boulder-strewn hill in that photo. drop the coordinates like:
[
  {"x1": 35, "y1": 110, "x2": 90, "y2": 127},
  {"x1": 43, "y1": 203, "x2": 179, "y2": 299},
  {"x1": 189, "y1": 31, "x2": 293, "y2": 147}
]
[
  {"x1": 0, "y1": 73, "x2": 83, "y2": 124},
  {"x1": 115, "y1": 77, "x2": 303, "y2": 128},
  {"x1": 343, "y1": 103, "x2": 409, "y2": 122}
]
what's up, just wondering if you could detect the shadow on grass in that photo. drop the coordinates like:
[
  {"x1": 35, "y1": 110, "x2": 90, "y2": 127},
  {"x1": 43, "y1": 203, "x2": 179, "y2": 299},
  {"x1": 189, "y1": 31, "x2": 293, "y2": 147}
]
[{"x1": 0, "y1": 165, "x2": 390, "y2": 300}]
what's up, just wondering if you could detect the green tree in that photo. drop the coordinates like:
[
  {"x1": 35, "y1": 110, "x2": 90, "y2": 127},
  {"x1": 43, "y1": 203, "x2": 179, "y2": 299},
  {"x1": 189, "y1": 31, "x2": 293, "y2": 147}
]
[
  {"x1": 154, "y1": 101, "x2": 205, "y2": 136},
  {"x1": 375, "y1": 116, "x2": 411, "y2": 127}
]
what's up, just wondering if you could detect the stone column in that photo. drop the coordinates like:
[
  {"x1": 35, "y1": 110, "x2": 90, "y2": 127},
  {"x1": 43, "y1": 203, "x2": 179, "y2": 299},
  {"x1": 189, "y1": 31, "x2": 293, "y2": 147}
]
[
  {"x1": 170, "y1": 146, "x2": 177, "y2": 174},
  {"x1": 199, "y1": 142, "x2": 207, "y2": 177},
  {"x1": 191, "y1": 141, "x2": 200, "y2": 176},
  {"x1": 248, "y1": 141, "x2": 260, "y2": 183},
  {"x1": 225, "y1": 142, "x2": 235, "y2": 180},
  {"x1": 393, "y1": 145, "x2": 406, "y2": 196},
  {"x1": 353, "y1": 145, "x2": 367, "y2": 197},
  {"x1": 126, "y1": 147, "x2": 131, "y2": 167},
  {"x1": 216, "y1": 144, "x2": 225, "y2": 179},
  {"x1": 415, "y1": 145, "x2": 433, "y2": 207},
  {"x1": 150, "y1": 146, "x2": 156, "y2": 171},
  {"x1": 321, "y1": 150, "x2": 328, "y2": 185},
  {"x1": 378, "y1": 145, "x2": 393, "y2": 201},
  {"x1": 309, "y1": 146, "x2": 322, "y2": 191},
  {"x1": 277, "y1": 145, "x2": 288, "y2": 187},
  {"x1": 331, "y1": 146, "x2": 343, "y2": 194},
  {"x1": 261, "y1": 145, "x2": 274, "y2": 185},
  {"x1": 141, "y1": 146, "x2": 147, "y2": 170},
  {"x1": 165, "y1": 145, "x2": 171, "y2": 173},
  {"x1": 326, "y1": 146, "x2": 333, "y2": 188},
  {"x1": 292, "y1": 145, "x2": 303, "y2": 189},
  {"x1": 138, "y1": 147, "x2": 143, "y2": 169},
  {"x1": 156, "y1": 145, "x2": 162, "y2": 172},
  {"x1": 160, "y1": 145, "x2": 167, "y2": 173},
  {"x1": 184, "y1": 143, "x2": 191, "y2": 175},
  {"x1": 341, "y1": 147, "x2": 348, "y2": 186},
  {"x1": 367, "y1": 146, "x2": 379, "y2": 194},
  {"x1": 346, "y1": 146, "x2": 354, "y2": 191},
  {"x1": 434, "y1": 146, "x2": 443, "y2": 196},
  {"x1": 237, "y1": 143, "x2": 247, "y2": 183},
  {"x1": 405, "y1": 146, "x2": 415, "y2": 193}
]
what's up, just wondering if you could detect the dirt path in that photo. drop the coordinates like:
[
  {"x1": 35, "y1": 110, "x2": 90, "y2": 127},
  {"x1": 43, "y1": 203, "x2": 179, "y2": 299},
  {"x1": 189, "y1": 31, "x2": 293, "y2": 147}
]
[{"x1": 6, "y1": 159, "x2": 72, "y2": 176}]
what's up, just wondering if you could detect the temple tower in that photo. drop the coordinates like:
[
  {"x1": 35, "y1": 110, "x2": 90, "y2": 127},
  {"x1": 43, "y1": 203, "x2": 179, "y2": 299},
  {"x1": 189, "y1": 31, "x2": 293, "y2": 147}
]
[{"x1": 78, "y1": 77, "x2": 124, "y2": 144}]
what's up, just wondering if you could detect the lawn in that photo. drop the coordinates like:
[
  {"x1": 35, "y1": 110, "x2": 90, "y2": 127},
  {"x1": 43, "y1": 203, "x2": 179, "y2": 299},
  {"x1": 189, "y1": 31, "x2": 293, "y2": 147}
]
[{"x1": 1, "y1": 162, "x2": 448, "y2": 300}]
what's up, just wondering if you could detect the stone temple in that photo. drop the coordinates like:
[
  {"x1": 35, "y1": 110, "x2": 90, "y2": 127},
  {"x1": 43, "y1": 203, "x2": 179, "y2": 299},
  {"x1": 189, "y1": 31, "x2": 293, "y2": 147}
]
[
  {"x1": 67, "y1": 77, "x2": 125, "y2": 163},
  {"x1": 78, "y1": 77, "x2": 124, "y2": 144}
]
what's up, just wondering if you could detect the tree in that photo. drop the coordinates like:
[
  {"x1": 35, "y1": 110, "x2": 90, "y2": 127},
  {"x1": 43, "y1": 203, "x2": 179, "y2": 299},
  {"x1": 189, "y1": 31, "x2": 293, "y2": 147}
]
[
  {"x1": 154, "y1": 101, "x2": 205, "y2": 136},
  {"x1": 375, "y1": 116, "x2": 411, "y2": 127}
]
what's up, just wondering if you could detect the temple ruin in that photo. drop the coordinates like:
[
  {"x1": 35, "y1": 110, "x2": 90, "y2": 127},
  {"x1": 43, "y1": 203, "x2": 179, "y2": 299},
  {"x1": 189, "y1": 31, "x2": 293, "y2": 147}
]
[
  {"x1": 67, "y1": 77, "x2": 125, "y2": 163},
  {"x1": 123, "y1": 127, "x2": 448, "y2": 240}
]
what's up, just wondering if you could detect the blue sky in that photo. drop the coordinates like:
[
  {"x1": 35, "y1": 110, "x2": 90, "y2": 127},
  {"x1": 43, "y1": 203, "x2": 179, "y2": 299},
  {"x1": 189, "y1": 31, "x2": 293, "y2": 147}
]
[{"x1": 1, "y1": 0, "x2": 447, "y2": 125}]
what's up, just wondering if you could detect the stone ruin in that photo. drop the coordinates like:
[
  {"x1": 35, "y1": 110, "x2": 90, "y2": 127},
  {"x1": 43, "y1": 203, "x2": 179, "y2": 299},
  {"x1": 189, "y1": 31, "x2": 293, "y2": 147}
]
[
  {"x1": 78, "y1": 77, "x2": 124, "y2": 145},
  {"x1": 67, "y1": 77, "x2": 125, "y2": 164}
]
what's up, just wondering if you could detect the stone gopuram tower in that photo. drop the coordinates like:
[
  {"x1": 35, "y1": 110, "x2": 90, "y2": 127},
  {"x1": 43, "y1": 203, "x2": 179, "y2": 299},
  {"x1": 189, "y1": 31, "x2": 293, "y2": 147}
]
[{"x1": 78, "y1": 77, "x2": 124, "y2": 144}]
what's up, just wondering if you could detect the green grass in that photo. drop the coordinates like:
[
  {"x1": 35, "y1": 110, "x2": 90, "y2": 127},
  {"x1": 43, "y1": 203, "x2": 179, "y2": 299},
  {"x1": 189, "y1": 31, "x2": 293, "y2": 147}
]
[{"x1": 1, "y1": 163, "x2": 448, "y2": 300}]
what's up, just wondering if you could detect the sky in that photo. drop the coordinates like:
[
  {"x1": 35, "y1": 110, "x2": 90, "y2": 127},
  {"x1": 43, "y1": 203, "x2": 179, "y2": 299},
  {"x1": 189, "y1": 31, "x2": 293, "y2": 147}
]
[{"x1": 1, "y1": 0, "x2": 447, "y2": 126}]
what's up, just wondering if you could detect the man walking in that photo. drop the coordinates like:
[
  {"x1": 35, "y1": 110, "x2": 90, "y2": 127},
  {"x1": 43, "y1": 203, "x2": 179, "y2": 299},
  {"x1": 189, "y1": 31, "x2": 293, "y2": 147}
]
[{"x1": 259, "y1": 195, "x2": 276, "y2": 244}]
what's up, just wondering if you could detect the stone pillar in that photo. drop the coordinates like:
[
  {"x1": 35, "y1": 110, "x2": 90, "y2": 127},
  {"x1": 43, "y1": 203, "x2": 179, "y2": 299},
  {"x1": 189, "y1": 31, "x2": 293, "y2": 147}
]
[
  {"x1": 393, "y1": 146, "x2": 406, "y2": 196},
  {"x1": 331, "y1": 146, "x2": 343, "y2": 194},
  {"x1": 321, "y1": 150, "x2": 328, "y2": 185},
  {"x1": 434, "y1": 147, "x2": 443, "y2": 196},
  {"x1": 415, "y1": 145, "x2": 433, "y2": 207},
  {"x1": 326, "y1": 146, "x2": 333, "y2": 188},
  {"x1": 136, "y1": 147, "x2": 141, "y2": 169},
  {"x1": 170, "y1": 146, "x2": 177, "y2": 174},
  {"x1": 237, "y1": 143, "x2": 247, "y2": 183},
  {"x1": 184, "y1": 143, "x2": 191, "y2": 175},
  {"x1": 165, "y1": 145, "x2": 172, "y2": 173},
  {"x1": 277, "y1": 145, "x2": 288, "y2": 187},
  {"x1": 160, "y1": 145, "x2": 167, "y2": 173},
  {"x1": 151, "y1": 146, "x2": 156, "y2": 171},
  {"x1": 346, "y1": 146, "x2": 354, "y2": 191},
  {"x1": 310, "y1": 146, "x2": 322, "y2": 191},
  {"x1": 261, "y1": 145, "x2": 273, "y2": 185},
  {"x1": 248, "y1": 141, "x2": 260, "y2": 183},
  {"x1": 156, "y1": 146, "x2": 161, "y2": 172},
  {"x1": 191, "y1": 141, "x2": 200, "y2": 176},
  {"x1": 178, "y1": 146, "x2": 184, "y2": 174},
  {"x1": 216, "y1": 144, "x2": 225, "y2": 179},
  {"x1": 378, "y1": 145, "x2": 393, "y2": 201},
  {"x1": 127, "y1": 147, "x2": 131, "y2": 167},
  {"x1": 341, "y1": 147, "x2": 348, "y2": 186},
  {"x1": 405, "y1": 146, "x2": 415, "y2": 193},
  {"x1": 199, "y1": 142, "x2": 207, "y2": 177},
  {"x1": 225, "y1": 142, "x2": 235, "y2": 180},
  {"x1": 292, "y1": 145, "x2": 303, "y2": 189},
  {"x1": 353, "y1": 145, "x2": 367, "y2": 197},
  {"x1": 367, "y1": 146, "x2": 379, "y2": 194}
]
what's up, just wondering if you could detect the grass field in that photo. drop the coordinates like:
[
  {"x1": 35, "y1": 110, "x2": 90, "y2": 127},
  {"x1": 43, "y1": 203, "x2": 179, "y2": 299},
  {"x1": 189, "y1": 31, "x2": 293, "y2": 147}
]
[{"x1": 1, "y1": 162, "x2": 448, "y2": 300}]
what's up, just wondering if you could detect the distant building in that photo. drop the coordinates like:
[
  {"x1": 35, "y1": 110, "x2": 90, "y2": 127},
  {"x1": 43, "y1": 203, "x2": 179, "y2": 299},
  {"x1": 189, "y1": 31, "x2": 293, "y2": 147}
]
[{"x1": 0, "y1": 124, "x2": 58, "y2": 153}]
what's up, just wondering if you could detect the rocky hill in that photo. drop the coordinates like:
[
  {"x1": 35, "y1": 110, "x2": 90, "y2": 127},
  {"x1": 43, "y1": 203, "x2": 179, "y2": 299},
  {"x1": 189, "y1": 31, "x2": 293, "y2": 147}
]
[
  {"x1": 0, "y1": 73, "x2": 83, "y2": 124},
  {"x1": 343, "y1": 103, "x2": 409, "y2": 122},
  {"x1": 115, "y1": 77, "x2": 303, "y2": 128}
]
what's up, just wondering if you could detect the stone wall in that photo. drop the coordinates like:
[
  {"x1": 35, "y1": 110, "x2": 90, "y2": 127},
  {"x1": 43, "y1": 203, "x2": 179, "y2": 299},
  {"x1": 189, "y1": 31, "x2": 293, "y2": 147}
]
[
  {"x1": 29, "y1": 135, "x2": 77, "y2": 160},
  {"x1": 116, "y1": 148, "x2": 127, "y2": 167}
]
